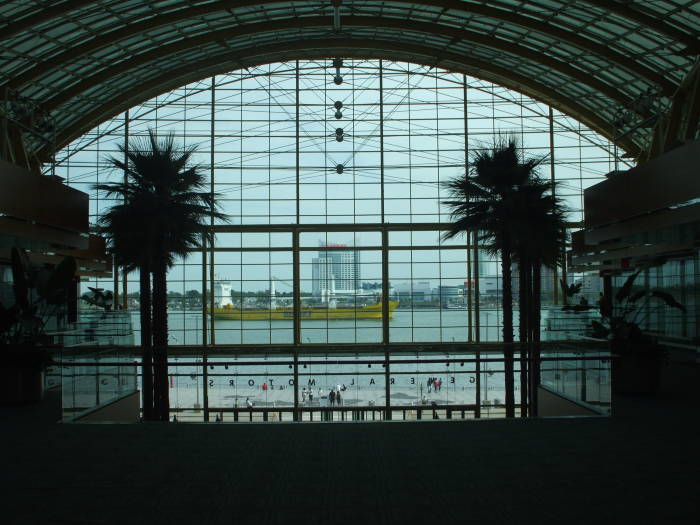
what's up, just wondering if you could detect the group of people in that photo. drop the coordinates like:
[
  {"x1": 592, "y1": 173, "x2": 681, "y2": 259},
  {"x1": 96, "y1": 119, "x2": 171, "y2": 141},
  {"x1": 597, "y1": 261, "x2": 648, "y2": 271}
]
[
  {"x1": 427, "y1": 377, "x2": 442, "y2": 393},
  {"x1": 329, "y1": 384, "x2": 347, "y2": 406},
  {"x1": 301, "y1": 385, "x2": 347, "y2": 406},
  {"x1": 328, "y1": 388, "x2": 341, "y2": 406},
  {"x1": 301, "y1": 387, "x2": 316, "y2": 403}
]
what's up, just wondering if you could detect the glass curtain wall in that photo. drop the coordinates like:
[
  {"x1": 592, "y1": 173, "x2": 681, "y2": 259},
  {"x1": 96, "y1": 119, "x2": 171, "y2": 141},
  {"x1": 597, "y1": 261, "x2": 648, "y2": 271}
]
[{"x1": 54, "y1": 59, "x2": 628, "y2": 347}]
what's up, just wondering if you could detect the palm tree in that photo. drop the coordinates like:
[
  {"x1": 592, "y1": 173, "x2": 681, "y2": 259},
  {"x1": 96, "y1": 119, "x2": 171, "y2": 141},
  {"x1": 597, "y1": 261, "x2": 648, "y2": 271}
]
[
  {"x1": 442, "y1": 136, "x2": 549, "y2": 418},
  {"x1": 97, "y1": 129, "x2": 226, "y2": 421},
  {"x1": 510, "y1": 179, "x2": 568, "y2": 415},
  {"x1": 96, "y1": 178, "x2": 156, "y2": 419}
]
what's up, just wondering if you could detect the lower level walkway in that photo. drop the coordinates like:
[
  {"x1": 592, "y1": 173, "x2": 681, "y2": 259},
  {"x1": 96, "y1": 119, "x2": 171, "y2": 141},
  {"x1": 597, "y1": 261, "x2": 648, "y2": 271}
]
[{"x1": 1, "y1": 360, "x2": 697, "y2": 525}]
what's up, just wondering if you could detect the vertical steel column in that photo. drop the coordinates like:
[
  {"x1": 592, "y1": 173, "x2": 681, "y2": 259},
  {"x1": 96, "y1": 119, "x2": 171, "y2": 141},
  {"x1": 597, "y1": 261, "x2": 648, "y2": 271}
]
[
  {"x1": 296, "y1": 61, "x2": 301, "y2": 224},
  {"x1": 122, "y1": 116, "x2": 129, "y2": 308},
  {"x1": 209, "y1": 77, "x2": 216, "y2": 347},
  {"x1": 463, "y1": 75, "x2": 473, "y2": 342},
  {"x1": 467, "y1": 235, "x2": 473, "y2": 342},
  {"x1": 293, "y1": 230, "x2": 300, "y2": 420},
  {"x1": 120, "y1": 267, "x2": 127, "y2": 309},
  {"x1": 201, "y1": 233, "x2": 209, "y2": 420},
  {"x1": 380, "y1": 59, "x2": 385, "y2": 223},
  {"x1": 549, "y1": 106, "x2": 559, "y2": 305},
  {"x1": 203, "y1": 77, "x2": 217, "y2": 422},
  {"x1": 561, "y1": 246, "x2": 569, "y2": 301},
  {"x1": 380, "y1": 61, "x2": 391, "y2": 420},
  {"x1": 293, "y1": 62, "x2": 301, "y2": 421},
  {"x1": 201, "y1": 234, "x2": 208, "y2": 345},
  {"x1": 381, "y1": 230, "x2": 390, "y2": 343},
  {"x1": 382, "y1": 228, "x2": 391, "y2": 420},
  {"x1": 384, "y1": 351, "x2": 391, "y2": 421},
  {"x1": 475, "y1": 350, "x2": 481, "y2": 418},
  {"x1": 120, "y1": 110, "x2": 131, "y2": 309},
  {"x1": 474, "y1": 235, "x2": 481, "y2": 342},
  {"x1": 525, "y1": 105, "x2": 543, "y2": 417},
  {"x1": 112, "y1": 255, "x2": 119, "y2": 309}
]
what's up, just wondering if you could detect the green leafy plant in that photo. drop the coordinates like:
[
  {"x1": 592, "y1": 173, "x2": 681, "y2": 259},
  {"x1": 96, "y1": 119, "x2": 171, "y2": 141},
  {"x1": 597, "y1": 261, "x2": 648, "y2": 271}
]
[
  {"x1": 560, "y1": 279, "x2": 593, "y2": 311},
  {"x1": 560, "y1": 279, "x2": 582, "y2": 300},
  {"x1": 81, "y1": 287, "x2": 113, "y2": 310},
  {"x1": 0, "y1": 247, "x2": 77, "y2": 367},
  {"x1": 590, "y1": 269, "x2": 685, "y2": 348}
]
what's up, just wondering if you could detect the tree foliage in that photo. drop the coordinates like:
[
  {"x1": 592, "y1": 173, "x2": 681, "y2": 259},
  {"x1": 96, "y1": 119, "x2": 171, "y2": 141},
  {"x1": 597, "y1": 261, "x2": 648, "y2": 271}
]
[{"x1": 97, "y1": 129, "x2": 226, "y2": 421}]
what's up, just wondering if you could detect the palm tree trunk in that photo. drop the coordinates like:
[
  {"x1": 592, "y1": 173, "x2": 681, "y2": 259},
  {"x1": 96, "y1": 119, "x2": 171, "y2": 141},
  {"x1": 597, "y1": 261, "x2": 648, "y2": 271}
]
[
  {"x1": 529, "y1": 264, "x2": 542, "y2": 416},
  {"x1": 152, "y1": 259, "x2": 170, "y2": 421},
  {"x1": 501, "y1": 246, "x2": 515, "y2": 418},
  {"x1": 139, "y1": 263, "x2": 154, "y2": 421}
]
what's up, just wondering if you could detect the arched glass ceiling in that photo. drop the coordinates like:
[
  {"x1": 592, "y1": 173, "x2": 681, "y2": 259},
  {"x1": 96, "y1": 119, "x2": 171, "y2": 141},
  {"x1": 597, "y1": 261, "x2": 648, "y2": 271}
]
[
  {"x1": 55, "y1": 60, "x2": 631, "y2": 227},
  {"x1": 1, "y1": 1, "x2": 698, "y2": 161}
]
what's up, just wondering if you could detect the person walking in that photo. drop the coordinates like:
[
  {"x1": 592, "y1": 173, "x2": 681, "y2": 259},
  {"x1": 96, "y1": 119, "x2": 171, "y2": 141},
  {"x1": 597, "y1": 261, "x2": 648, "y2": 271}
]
[
  {"x1": 302, "y1": 387, "x2": 307, "y2": 403},
  {"x1": 336, "y1": 390, "x2": 342, "y2": 406},
  {"x1": 329, "y1": 389, "x2": 336, "y2": 406}
]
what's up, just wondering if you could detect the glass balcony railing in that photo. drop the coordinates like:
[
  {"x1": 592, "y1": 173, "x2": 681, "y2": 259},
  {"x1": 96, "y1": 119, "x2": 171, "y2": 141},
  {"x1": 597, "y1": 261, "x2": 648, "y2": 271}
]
[
  {"x1": 539, "y1": 341, "x2": 611, "y2": 414},
  {"x1": 57, "y1": 341, "x2": 610, "y2": 422},
  {"x1": 58, "y1": 346, "x2": 138, "y2": 422},
  {"x1": 542, "y1": 306, "x2": 599, "y2": 341},
  {"x1": 52, "y1": 309, "x2": 135, "y2": 347},
  {"x1": 45, "y1": 310, "x2": 138, "y2": 421}
]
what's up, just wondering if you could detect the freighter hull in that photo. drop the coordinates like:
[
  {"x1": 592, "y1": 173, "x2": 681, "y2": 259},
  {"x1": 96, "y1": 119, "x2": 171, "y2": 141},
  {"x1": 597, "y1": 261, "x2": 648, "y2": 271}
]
[{"x1": 210, "y1": 301, "x2": 399, "y2": 320}]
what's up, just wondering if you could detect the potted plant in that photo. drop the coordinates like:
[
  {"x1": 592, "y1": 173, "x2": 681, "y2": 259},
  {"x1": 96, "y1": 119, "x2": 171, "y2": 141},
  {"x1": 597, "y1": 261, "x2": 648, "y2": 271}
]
[
  {"x1": 81, "y1": 287, "x2": 114, "y2": 311},
  {"x1": 0, "y1": 247, "x2": 77, "y2": 404},
  {"x1": 560, "y1": 279, "x2": 594, "y2": 312},
  {"x1": 590, "y1": 268, "x2": 685, "y2": 395}
]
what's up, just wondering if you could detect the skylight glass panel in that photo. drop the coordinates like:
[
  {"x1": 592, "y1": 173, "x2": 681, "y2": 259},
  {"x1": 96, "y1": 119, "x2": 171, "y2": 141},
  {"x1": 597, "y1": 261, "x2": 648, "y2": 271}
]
[
  {"x1": 0, "y1": 1, "x2": 31, "y2": 18},
  {"x1": 3, "y1": 0, "x2": 695, "y2": 164}
]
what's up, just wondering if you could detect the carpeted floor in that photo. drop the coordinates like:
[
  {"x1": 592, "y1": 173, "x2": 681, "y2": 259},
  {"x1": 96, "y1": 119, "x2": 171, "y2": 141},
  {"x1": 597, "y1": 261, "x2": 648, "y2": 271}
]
[{"x1": 1, "y1": 367, "x2": 697, "y2": 525}]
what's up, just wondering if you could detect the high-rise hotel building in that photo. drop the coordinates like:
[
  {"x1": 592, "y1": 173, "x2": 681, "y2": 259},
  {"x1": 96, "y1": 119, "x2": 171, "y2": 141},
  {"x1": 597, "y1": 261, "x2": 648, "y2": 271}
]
[{"x1": 312, "y1": 244, "x2": 360, "y2": 300}]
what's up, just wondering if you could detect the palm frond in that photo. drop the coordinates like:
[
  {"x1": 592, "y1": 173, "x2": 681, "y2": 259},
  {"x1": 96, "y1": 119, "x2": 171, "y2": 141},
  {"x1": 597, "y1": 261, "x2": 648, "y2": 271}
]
[{"x1": 97, "y1": 128, "x2": 229, "y2": 272}]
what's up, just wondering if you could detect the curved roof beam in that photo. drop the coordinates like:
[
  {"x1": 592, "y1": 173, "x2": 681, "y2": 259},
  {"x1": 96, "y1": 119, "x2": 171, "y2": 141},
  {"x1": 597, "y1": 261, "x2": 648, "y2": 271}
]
[
  {"x1": 46, "y1": 38, "x2": 640, "y2": 157},
  {"x1": 40, "y1": 17, "x2": 639, "y2": 115},
  {"x1": 581, "y1": 0, "x2": 700, "y2": 54},
  {"x1": 3, "y1": 0, "x2": 676, "y2": 95},
  {"x1": 1, "y1": 0, "x2": 96, "y2": 40}
]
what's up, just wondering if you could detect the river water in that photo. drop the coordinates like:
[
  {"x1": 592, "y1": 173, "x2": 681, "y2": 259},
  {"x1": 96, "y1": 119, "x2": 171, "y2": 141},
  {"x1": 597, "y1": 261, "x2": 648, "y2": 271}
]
[{"x1": 152, "y1": 308, "x2": 507, "y2": 345}]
